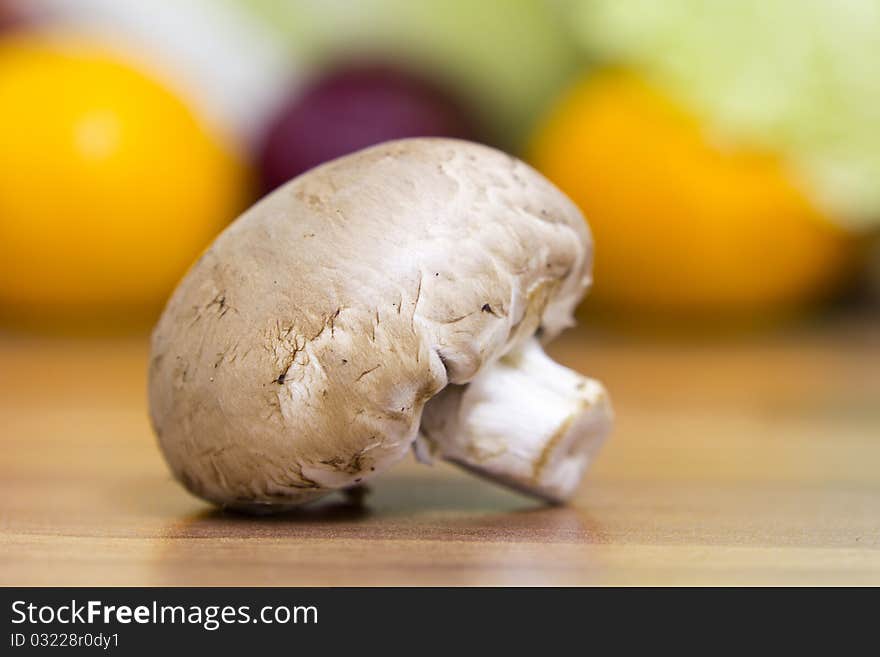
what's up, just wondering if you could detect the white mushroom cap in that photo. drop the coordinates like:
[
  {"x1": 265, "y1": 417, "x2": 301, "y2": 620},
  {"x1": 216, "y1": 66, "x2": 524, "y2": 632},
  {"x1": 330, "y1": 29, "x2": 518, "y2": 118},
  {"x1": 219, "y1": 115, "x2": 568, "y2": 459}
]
[{"x1": 148, "y1": 138, "x2": 611, "y2": 511}]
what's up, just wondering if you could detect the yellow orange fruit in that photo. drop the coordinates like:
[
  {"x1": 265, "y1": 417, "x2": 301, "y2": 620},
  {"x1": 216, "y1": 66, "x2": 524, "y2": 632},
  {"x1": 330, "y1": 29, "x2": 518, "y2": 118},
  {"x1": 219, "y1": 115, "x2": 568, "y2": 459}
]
[
  {"x1": 529, "y1": 71, "x2": 854, "y2": 317},
  {"x1": 0, "y1": 36, "x2": 250, "y2": 324}
]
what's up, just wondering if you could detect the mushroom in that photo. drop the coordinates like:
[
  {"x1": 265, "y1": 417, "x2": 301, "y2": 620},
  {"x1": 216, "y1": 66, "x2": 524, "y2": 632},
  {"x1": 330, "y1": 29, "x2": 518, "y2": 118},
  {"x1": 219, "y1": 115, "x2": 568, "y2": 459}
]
[{"x1": 148, "y1": 138, "x2": 612, "y2": 512}]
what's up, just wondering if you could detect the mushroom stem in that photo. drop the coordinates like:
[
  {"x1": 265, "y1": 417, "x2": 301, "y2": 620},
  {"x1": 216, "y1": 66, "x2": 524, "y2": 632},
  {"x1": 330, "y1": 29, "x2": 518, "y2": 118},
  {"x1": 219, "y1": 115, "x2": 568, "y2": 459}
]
[{"x1": 417, "y1": 338, "x2": 612, "y2": 503}]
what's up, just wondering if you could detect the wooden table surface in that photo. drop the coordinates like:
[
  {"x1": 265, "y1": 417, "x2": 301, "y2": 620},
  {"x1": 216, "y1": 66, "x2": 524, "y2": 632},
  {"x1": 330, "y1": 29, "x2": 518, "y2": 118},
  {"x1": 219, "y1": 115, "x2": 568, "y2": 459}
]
[{"x1": 2, "y1": 316, "x2": 879, "y2": 586}]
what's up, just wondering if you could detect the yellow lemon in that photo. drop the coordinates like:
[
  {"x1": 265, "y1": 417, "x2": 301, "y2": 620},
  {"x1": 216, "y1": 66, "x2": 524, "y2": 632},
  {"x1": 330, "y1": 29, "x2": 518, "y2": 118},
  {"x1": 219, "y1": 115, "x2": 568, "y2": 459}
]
[
  {"x1": 0, "y1": 35, "x2": 250, "y2": 326},
  {"x1": 529, "y1": 71, "x2": 854, "y2": 318}
]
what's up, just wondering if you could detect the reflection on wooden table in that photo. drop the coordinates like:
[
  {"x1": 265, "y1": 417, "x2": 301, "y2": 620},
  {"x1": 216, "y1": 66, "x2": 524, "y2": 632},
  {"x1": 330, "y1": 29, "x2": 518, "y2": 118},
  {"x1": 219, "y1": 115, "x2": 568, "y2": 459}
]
[{"x1": 1, "y1": 315, "x2": 879, "y2": 585}]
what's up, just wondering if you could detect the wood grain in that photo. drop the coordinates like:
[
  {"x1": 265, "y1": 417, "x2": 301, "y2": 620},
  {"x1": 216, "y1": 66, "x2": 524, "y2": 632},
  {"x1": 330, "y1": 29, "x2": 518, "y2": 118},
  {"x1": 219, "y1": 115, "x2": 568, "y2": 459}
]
[{"x1": 1, "y1": 316, "x2": 879, "y2": 585}]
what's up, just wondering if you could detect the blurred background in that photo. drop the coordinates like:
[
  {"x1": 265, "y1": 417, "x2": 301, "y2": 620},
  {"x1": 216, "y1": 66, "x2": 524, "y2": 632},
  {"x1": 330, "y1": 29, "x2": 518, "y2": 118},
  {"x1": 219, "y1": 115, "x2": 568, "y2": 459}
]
[
  {"x1": 2, "y1": 1, "x2": 879, "y2": 586},
  {"x1": 1, "y1": 0, "x2": 879, "y2": 332}
]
